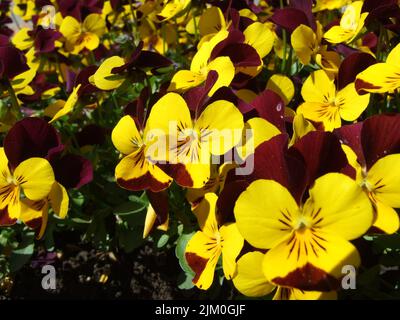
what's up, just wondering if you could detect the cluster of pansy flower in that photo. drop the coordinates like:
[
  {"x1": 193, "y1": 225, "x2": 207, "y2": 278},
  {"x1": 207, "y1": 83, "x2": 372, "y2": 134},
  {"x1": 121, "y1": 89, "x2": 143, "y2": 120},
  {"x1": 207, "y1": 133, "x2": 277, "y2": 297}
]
[{"x1": 0, "y1": 0, "x2": 400, "y2": 299}]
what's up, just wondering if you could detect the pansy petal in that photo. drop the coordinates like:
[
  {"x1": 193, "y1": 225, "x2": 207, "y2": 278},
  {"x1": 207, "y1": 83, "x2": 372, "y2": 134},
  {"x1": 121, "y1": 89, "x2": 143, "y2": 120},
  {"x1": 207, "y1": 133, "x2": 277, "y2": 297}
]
[
  {"x1": 263, "y1": 231, "x2": 359, "y2": 291},
  {"x1": 147, "y1": 92, "x2": 192, "y2": 135},
  {"x1": 367, "y1": 154, "x2": 400, "y2": 208},
  {"x1": 49, "y1": 182, "x2": 69, "y2": 219},
  {"x1": 291, "y1": 24, "x2": 317, "y2": 65},
  {"x1": 92, "y1": 56, "x2": 125, "y2": 90},
  {"x1": 116, "y1": 148, "x2": 172, "y2": 192},
  {"x1": 112, "y1": 115, "x2": 143, "y2": 155},
  {"x1": 14, "y1": 158, "x2": 55, "y2": 201},
  {"x1": 185, "y1": 231, "x2": 220, "y2": 290},
  {"x1": 168, "y1": 70, "x2": 206, "y2": 93},
  {"x1": 195, "y1": 100, "x2": 243, "y2": 156},
  {"x1": 304, "y1": 173, "x2": 373, "y2": 240},
  {"x1": 235, "y1": 179, "x2": 299, "y2": 249},
  {"x1": 233, "y1": 251, "x2": 275, "y2": 297},
  {"x1": 355, "y1": 63, "x2": 400, "y2": 94},
  {"x1": 372, "y1": 198, "x2": 400, "y2": 234},
  {"x1": 336, "y1": 83, "x2": 370, "y2": 121},
  {"x1": 206, "y1": 56, "x2": 235, "y2": 96},
  {"x1": 220, "y1": 223, "x2": 244, "y2": 280},
  {"x1": 243, "y1": 22, "x2": 274, "y2": 58}
]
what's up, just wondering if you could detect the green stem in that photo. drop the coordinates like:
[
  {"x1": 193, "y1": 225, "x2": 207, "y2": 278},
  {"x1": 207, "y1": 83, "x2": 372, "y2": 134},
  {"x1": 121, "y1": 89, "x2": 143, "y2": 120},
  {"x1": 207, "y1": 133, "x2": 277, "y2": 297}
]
[{"x1": 4, "y1": 79, "x2": 20, "y2": 118}]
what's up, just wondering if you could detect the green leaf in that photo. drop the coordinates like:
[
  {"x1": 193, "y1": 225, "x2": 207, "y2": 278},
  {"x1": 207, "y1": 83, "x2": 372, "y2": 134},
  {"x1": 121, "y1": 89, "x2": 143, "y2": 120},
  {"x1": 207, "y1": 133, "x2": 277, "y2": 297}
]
[
  {"x1": 177, "y1": 271, "x2": 194, "y2": 290},
  {"x1": 175, "y1": 231, "x2": 196, "y2": 276},
  {"x1": 156, "y1": 233, "x2": 170, "y2": 249},
  {"x1": 9, "y1": 231, "x2": 35, "y2": 273}
]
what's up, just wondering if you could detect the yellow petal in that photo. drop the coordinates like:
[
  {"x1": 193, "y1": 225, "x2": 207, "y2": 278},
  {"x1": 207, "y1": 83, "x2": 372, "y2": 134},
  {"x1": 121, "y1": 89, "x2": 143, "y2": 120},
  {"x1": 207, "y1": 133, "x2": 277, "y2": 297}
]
[
  {"x1": 185, "y1": 231, "x2": 221, "y2": 290},
  {"x1": 92, "y1": 56, "x2": 125, "y2": 90},
  {"x1": 83, "y1": 13, "x2": 106, "y2": 36},
  {"x1": 235, "y1": 179, "x2": 299, "y2": 249},
  {"x1": 195, "y1": 99, "x2": 244, "y2": 155},
  {"x1": 356, "y1": 63, "x2": 400, "y2": 94},
  {"x1": 336, "y1": 83, "x2": 370, "y2": 121},
  {"x1": 233, "y1": 251, "x2": 275, "y2": 297},
  {"x1": 273, "y1": 287, "x2": 337, "y2": 300},
  {"x1": 367, "y1": 154, "x2": 400, "y2": 208},
  {"x1": 372, "y1": 198, "x2": 400, "y2": 234},
  {"x1": 291, "y1": 24, "x2": 317, "y2": 65},
  {"x1": 289, "y1": 113, "x2": 316, "y2": 146},
  {"x1": 237, "y1": 117, "x2": 281, "y2": 160},
  {"x1": 301, "y1": 69, "x2": 335, "y2": 104},
  {"x1": 12, "y1": 27, "x2": 33, "y2": 51},
  {"x1": 14, "y1": 158, "x2": 55, "y2": 201},
  {"x1": 206, "y1": 56, "x2": 235, "y2": 96},
  {"x1": 244, "y1": 22, "x2": 274, "y2": 58},
  {"x1": 297, "y1": 102, "x2": 342, "y2": 131},
  {"x1": 220, "y1": 223, "x2": 244, "y2": 279},
  {"x1": 198, "y1": 6, "x2": 226, "y2": 37},
  {"x1": 168, "y1": 70, "x2": 206, "y2": 93},
  {"x1": 146, "y1": 92, "x2": 192, "y2": 135},
  {"x1": 49, "y1": 182, "x2": 69, "y2": 219},
  {"x1": 49, "y1": 84, "x2": 81, "y2": 123},
  {"x1": 112, "y1": 115, "x2": 143, "y2": 155},
  {"x1": 60, "y1": 16, "x2": 81, "y2": 41},
  {"x1": 263, "y1": 231, "x2": 361, "y2": 290},
  {"x1": 266, "y1": 74, "x2": 295, "y2": 105},
  {"x1": 304, "y1": 173, "x2": 373, "y2": 240}
]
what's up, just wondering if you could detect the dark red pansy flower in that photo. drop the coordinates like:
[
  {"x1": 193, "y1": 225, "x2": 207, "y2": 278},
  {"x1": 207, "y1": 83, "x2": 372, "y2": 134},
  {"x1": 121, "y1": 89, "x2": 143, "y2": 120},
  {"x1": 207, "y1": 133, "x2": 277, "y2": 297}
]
[
  {"x1": 3, "y1": 117, "x2": 64, "y2": 170},
  {"x1": 338, "y1": 52, "x2": 376, "y2": 90},
  {"x1": 50, "y1": 153, "x2": 93, "y2": 189},
  {"x1": 0, "y1": 36, "x2": 29, "y2": 80},
  {"x1": 336, "y1": 114, "x2": 400, "y2": 170}
]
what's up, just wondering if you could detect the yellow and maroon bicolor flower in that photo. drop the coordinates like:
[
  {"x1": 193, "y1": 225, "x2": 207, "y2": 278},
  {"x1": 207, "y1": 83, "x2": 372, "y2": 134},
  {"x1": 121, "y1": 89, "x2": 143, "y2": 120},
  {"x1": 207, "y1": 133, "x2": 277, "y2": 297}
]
[
  {"x1": 335, "y1": 114, "x2": 400, "y2": 234},
  {"x1": 291, "y1": 22, "x2": 340, "y2": 74},
  {"x1": 355, "y1": 43, "x2": 400, "y2": 94},
  {"x1": 0, "y1": 148, "x2": 55, "y2": 220},
  {"x1": 60, "y1": 13, "x2": 106, "y2": 53},
  {"x1": 112, "y1": 109, "x2": 173, "y2": 193},
  {"x1": 324, "y1": 1, "x2": 368, "y2": 44},
  {"x1": 185, "y1": 193, "x2": 244, "y2": 290},
  {"x1": 218, "y1": 130, "x2": 355, "y2": 236},
  {"x1": 234, "y1": 172, "x2": 373, "y2": 291},
  {"x1": 168, "y1": 30, "x2": 234, "y2": 96},
  {"x1": 0, "y1": 118, "x2": 93, "y2": 238},
  {"x1": 146, "y1": 92, "x2": 244, "y2": 188},
  {"x1": 233, "y1": 251, "x2": 337, "y2": 300},
  {"x1": 297, "y1": 69, "x2": 370, "y2": 131}
]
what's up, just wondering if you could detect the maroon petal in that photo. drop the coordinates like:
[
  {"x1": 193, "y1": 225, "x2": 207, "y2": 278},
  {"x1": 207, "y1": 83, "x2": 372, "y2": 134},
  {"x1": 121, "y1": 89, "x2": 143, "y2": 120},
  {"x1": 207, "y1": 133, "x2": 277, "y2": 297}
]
[
  {"x1": 334, "y1": 122, "x2": 365, "y2": 166},
  {"x1": 0, "y1": 46, "x2": 29, "y2": 79},
  {"x1": 270, "y1": 8, "x2": 310, "y2": 34},
  {"x1": 4, "y1": 117, "x2": 63, "y2": 169},
  {"x1": 0, "y1": 207, "x2": 16, "y2": 226},
  {"x1": 214, "y1": 43, "x2": 261, "y2": 68},
  {"x1": 146, "y1": 190, "x2": 169, "y2": 228},
  {"x1": 34, "y1": 29, "x2": 62, "y2": 54},
  {"x1": 361, "y1": 114, "x2": 400, "y2": 169},
  {"x1": 217, "y1": 180, "x2": 249, "y2": 225},
  {"x1": 289, "y1": 0, "x2": 316, "y2": 31},
  {"x1": 75, "y1": 65, "x2": 100, "y2": 96},
  {"x1": 209, "y1": 87, "x2": 254, "y2": 116},
  {"x1": 288, "y1": 131, "x2": 349, "y2": 188},
  {"x1": 184, "y1": 70, "x2": 218, "y2": 116},
  {"x1": 210, "y1": 29, "x2": 245, "y2": 61},
  {"x1": 76, "y1": 124, "x2": 106, "y2": 147},
  {"x1": 338, "y1": 52, "x2": 376, "y2": 90},
  {"x1": 250, "y1": 89, "x2": 285, "y2": 132},
  {"x1": 135, "y1": 51, "x2": 172, "y2": 72},
  {"x1": 51, "y1": 154, "x2": 93, "y2": 189},
  {"x1": 241, "y1": 134, "x2": 307, "y2": 203}
]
